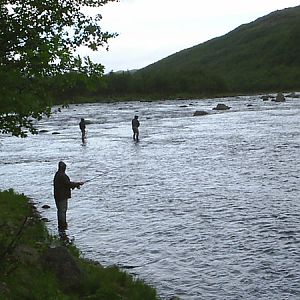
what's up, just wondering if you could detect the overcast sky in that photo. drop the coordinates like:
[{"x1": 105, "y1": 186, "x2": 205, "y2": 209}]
[{"x1": 80, "y1": 0, "x2": 300, "y2": 73}]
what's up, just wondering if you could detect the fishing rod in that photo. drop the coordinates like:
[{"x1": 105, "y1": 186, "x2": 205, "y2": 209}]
[
  {"x1": 83, "y1": 170, "x2": 110, "y2": 183},
  {"x1": 83, "y1": 167, "x2": 119, "y2": 183}
]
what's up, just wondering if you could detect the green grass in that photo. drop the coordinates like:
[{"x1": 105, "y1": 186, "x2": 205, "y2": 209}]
[{"x1": 0, "y1": 189, "x2": 158, "y2": 300}]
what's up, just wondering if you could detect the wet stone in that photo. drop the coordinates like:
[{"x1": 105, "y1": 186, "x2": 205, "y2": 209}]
[
  {"x1": 193, "y1": 110, "x2": 208, "y2": 116},
  {"x1": 213, "y1": 103, "x2": 231, "y2": 110},
  {"x1": 42, "y1": 204, "x2": 50, "y2": 209}
]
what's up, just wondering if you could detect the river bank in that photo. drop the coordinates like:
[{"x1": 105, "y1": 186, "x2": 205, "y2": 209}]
[{"x1": 0, "y1": 189, "x2": 158, "y2": 300}]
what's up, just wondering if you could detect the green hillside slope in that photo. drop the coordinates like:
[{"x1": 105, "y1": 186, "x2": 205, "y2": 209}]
[{"x1": 135, "y1": 5, "x2": 300, "y2": 94}]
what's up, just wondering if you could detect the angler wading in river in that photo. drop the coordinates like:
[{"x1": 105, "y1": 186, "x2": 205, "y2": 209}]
[
  {"x1": 132, "y1": 115, "x2": 140, "y2": 141},
  {"x1": 79, "y1": 118, "x2": 86, "y2": 142},
  {"x1": 53, "y1": 161, "x2": 84, "y2": 230}
]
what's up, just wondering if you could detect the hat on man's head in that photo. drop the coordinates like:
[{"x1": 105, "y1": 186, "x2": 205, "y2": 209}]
[{"x1": 134, "y1": 115, "x2": 139, "y2": 119}]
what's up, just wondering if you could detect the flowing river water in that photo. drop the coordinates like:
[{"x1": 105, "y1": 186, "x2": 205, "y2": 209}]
[{"x1": 1, "y1": 95, "x2": 300, "y2": 299}]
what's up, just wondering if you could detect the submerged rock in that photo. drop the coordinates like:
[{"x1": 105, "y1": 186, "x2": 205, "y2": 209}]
[
  {"x1": 193, "y1": 110, "x2": 208, "y2": 116},
  {"x1": 213, "y1": 103, "x2": 231, "y2": 110},
  {"x1": 273, "y1": 92, "x2": 285, "y2": 102},
  {"x1": 261, "y1": 95, "x2": 270, "y2": 101}
]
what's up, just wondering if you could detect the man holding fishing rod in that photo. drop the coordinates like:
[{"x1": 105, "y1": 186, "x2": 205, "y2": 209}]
[{"x1": 53, "y1": 161, "x2": 84, "y2": 230}]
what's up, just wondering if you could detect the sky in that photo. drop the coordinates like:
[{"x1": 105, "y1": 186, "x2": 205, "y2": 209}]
[{"x1": 80, "y1": 0, "x2": 300, "y2": 73}]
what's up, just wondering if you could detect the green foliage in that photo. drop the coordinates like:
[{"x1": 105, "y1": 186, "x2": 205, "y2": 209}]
[
  {"x1": 0, "y1": 0, "x2": 118, "y2": 137},
  {"x1": 0, "y1": 190, "x2": 158, "y2": 300},
  {"x1": 0, "y1": 189, "x2": 49, "y2": 262},
  {"x1": 96, "y1": 67, "x2": 228, "y2": 100}
]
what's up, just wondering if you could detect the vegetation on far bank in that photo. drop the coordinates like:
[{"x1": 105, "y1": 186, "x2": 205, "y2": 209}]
[
  {"x1": 0, "y1": 189, "x2": 158, "y2": 300},
  {"x1": 49, "y1": 6, "x2": 300, "y2": 105}
]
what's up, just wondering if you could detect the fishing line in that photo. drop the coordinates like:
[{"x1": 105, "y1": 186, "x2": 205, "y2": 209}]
[
  {"x1": 84, "y1": 170, "x2": 110, "y2": 183},
  {"x1": 83, "y1": 166, "x2": 120, "y2": 183}
]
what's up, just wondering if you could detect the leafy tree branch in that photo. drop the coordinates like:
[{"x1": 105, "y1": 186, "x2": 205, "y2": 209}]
[{"x1": 0, "y1": 0, "x2": 118, "y2": 136}]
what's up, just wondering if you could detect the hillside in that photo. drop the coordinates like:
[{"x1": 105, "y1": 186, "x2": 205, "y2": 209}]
[
  {"x1": 134, "y1": 5, "x2": 300, "y2": 94},
  {"x1": 63, "y1": 6, "x2": 300, "y2": 101}
]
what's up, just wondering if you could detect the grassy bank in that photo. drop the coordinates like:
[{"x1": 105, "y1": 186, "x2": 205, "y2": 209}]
[{"x1": 0, "y1": 189, "x2": 158, "y2": 300}]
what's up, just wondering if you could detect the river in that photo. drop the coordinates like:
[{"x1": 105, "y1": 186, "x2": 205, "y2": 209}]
[{"x1": 1, "y1": 95, "x2": 299, "y2": 299}]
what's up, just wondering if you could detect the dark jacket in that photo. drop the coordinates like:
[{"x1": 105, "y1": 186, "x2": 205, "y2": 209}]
[
  {"x1": 132, "y1": 118, "x2": 140, "y2": 128},
  {"x1": 54, "y1": 171, "x2": 78, "y2": 200},
  {"x1": 79, "y1": 120, "x2": 86, "y2": 131}
]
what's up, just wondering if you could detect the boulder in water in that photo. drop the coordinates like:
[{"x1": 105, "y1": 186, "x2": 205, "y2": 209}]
[
  {"x1": 193, "y1": 110, "x2": 208, "y2": 116},
  {"x1": 213, "y1": 103, "x2": 231, "y2": 110},
  {"x1": 273, "y1": 92, "x2": 285, "y2": 102},
  {"x1": 261, "y1": 95, "x2": 270, "y2": 101}
]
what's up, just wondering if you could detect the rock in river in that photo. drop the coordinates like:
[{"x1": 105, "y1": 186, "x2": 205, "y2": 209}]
[
  {"x1": 273, "y1": 92, "x2": 286, "y2": 102},
  {"x1": 213, "y1": 103, "x2": 231, "y2": 110},
  {"x1": 193, "y1": 110, "x2": 208, "y2": 116}
]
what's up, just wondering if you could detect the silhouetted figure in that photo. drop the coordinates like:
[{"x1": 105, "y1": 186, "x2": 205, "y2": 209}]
[
  {"x1": 132, "y1": 115, "x2": 140, "y2": 141},
  {"x1": 53, "y1": 161, "x2": 84, "y2": 231},
  {"x1": 79, "y1": 118, "x2": 86, "y2": 142}
]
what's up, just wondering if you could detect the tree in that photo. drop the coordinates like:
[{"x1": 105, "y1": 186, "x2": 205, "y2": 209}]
[{"x1": 0, "y1": 0, "x2": 118, "y2": 137}]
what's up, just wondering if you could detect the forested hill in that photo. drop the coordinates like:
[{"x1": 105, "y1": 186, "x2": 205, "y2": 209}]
[
  {"x1": 132, "y1": 5, "x2": 300, "y2": 95},
  {"x1": 64, "y1": 5, "x2": 300, "y2": 101}
]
